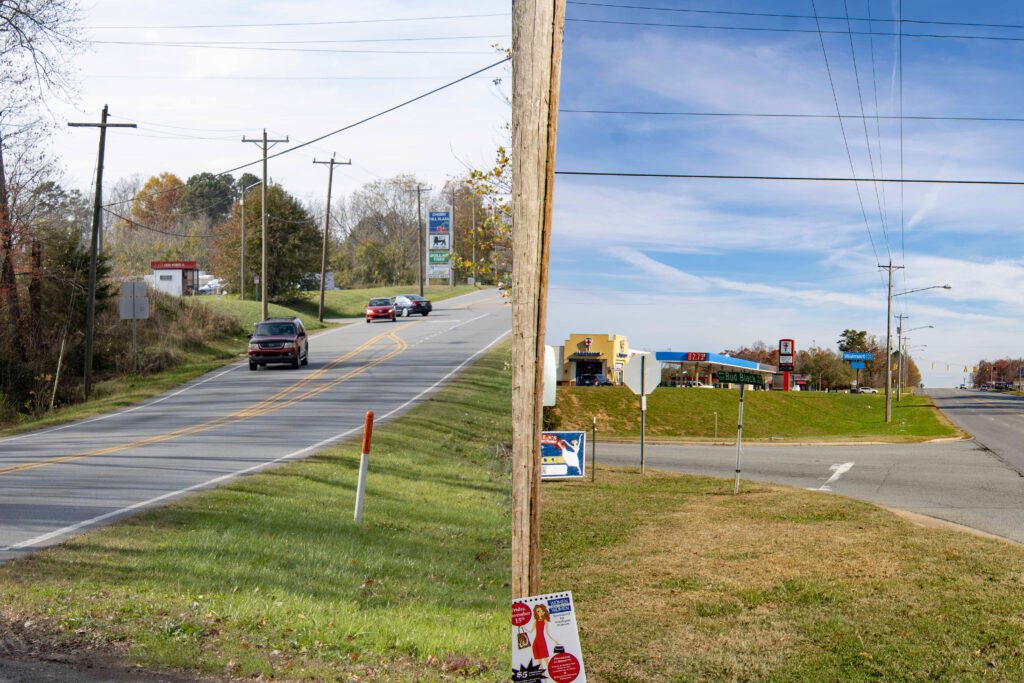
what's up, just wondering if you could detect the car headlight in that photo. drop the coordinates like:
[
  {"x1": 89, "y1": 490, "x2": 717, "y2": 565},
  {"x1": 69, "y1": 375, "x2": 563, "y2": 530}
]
[{"x1": 248, "y1": 343, "x2": 259, "y2": 351}]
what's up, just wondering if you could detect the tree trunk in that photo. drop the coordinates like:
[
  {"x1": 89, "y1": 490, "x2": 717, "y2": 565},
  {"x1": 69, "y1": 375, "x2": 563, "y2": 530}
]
[
  {"x1": 29, "y1": 238, "x2": 41, "y2": 352},
  {"x1": 0, "y1": 127, "x2": 26, "y2": 362}
]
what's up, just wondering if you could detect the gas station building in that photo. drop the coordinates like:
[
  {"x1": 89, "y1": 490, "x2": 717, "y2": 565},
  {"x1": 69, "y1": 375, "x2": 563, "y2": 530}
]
[{"x1": 655, "y1": 351, "x2": 778, "y2": 389}]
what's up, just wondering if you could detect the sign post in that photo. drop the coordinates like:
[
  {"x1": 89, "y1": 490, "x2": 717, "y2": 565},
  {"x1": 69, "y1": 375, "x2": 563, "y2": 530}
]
[
  {"x1": 623, "y1": 354, "x2": 661, "y2": 473},
  {"x1": 119, "y1": 282, "x2": 149, "y2": 374},
  {"x1": 734, "y1": 383, "x2": 746, "y2": 494},
  {"x1": 714, "y1": 372, "x2": 763, "y2": 494}
]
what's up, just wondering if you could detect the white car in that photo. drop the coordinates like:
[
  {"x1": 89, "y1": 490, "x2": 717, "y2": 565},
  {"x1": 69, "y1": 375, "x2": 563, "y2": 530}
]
[{"x1": 854, "y1": 386, "x2": 879, "y2": 394}]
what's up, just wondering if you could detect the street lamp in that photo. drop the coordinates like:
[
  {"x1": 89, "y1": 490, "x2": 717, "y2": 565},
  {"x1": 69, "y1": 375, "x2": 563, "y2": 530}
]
[
  {"x1": 894, "y1": 284, "x2": 951, "y2": 297},
  {"x1": 896, "y1": 325, "x2": 934, "y2": 401},
  {"x1": 240, "y1": 179, "x2": 262, "y2": 301}
]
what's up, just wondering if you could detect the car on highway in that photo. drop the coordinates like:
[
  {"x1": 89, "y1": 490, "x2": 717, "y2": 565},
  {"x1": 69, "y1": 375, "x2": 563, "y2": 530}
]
[
  {"x1": 959, "y1": 384, "x2": 967, "y2": 389},
  {"x1": 853, "y1": 386, "x2": 879, "y2": 394},
  {"x1": 392, "y1": 294, "x2": 432, "y2": 317},
  {"x1": 365, "y1": 297, "x2": 397, "y2": 323},
  {"x1": 248, "y1": 317, "x2": 308, "y2": 370}
]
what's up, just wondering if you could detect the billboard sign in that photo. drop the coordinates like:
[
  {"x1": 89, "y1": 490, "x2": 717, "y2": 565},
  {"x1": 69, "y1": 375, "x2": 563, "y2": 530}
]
[
  {"x1": 428, "y1": 211, "x2": 450, "y2": 234},
  {"x1": 779, "y1": 339, "x2": 795, "y2": 372},
  {"x1": 541, "y1": 431, "x2": 586, "y2": 479},
  {"x1": 512, "y1": 592, "x2": 587, "y2": 682},
  {"x1": 842, "y1": 352, "x2": 874, "y2": 361}
]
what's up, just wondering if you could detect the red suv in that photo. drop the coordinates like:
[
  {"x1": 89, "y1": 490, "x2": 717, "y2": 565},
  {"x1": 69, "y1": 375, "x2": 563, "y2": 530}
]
[
  {"x1": 365, "y1": 297, "x2": 396, "y2": 323},
  {"x1": 248, "y1": 317, "x2": 308, "y2": 370}
]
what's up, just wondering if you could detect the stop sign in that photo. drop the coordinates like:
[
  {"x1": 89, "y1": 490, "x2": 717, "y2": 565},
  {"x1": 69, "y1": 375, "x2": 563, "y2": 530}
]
[{"x1": 623, "y1": 354, "x2": 661, "y2": 396}]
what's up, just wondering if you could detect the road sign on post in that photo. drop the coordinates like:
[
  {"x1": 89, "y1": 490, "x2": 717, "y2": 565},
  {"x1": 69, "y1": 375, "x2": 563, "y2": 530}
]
[
  {"x1": 842, "y1": 352, "x2": 874, "y2": 361},
  {"x1": 717, "y1": 370, "x2": 764, "y2": 387},
  {"x1": 119, "y1": 282, "x2": 149, "y2": 374},
  {"x1": 623, "y1": 354, "x2": 661, "y2": 473},
  {"x1": 428, "y1": 211, "x2": 452, "y2": 283}
]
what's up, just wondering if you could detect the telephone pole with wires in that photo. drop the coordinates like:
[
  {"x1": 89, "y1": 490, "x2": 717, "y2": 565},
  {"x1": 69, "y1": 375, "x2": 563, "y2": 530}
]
[
  {"x1": 242, "y1": 129, "x2": 288, "y2": 320},
  {"x1": 313, "y1": 154, "x2": 351, "y2": 322},
  {"x1": 68, "y1": 105, "x2": 136, "y2": 399},
  {"x1": 407, "y1": 183, "x2": 431, "y2": 297}
]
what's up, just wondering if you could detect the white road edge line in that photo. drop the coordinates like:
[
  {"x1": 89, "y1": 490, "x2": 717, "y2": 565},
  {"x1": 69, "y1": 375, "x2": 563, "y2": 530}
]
[
  {"x1": 1, "y1": 328, "x2": 510, "y2": 552},
  {"x1": 817, "y1": 461, "x2": 855, "y2": 492}
]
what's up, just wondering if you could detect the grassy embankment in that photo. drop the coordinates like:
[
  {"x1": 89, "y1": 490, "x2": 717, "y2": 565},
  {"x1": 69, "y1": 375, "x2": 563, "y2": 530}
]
[
  {"x1": 0, "y1": 343, "x2": 512, "y2": 681},
  {"x1": 287, "y1": 284, "x2": 479, "y2": 320},
  {"x1": 546, "y1": 386, "x2": 961, "y2": 442},
  {"x1": 542, "y1": 468, "x2": 1024, "y2": 681}
]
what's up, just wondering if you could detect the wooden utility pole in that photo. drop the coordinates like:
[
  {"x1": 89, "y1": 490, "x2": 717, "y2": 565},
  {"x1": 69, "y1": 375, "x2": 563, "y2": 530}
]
[
  {"x1": 313, "y1": 155, "x2": 351, "y2": 322},
  {"x1": 511, "y1": 0, "x2": 566, "y2": 598},
  {"x1": 408, "y1": 184, "x2": 431, "y2": 297},
  {"x1": 243, "y1": 129, "x2": 288, "y2": 320},
  {"x1": 68, "y1": 105, "x2": 136, "y2": 399}
]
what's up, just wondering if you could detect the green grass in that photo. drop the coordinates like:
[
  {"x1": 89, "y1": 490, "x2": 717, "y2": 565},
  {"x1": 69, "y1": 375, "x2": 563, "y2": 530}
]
[
  {"x1": 287, "y1": 284, "x2": 480, "y2": 320},
  {"x1": 0, "y1": 338, "x2": 244, "y2": 438},
  {"x1": 193, "y1": 296, "x2": 329, "y2": 331},
  {"x1": 0, "y1": 343, "x2": 512, "y2": 681},
  {"x1": 542, "y1": 468, "x2": 1024, "y2": 681},
  {"x1": 546, "y1": 385, "x2": 960, "y2": 442}
]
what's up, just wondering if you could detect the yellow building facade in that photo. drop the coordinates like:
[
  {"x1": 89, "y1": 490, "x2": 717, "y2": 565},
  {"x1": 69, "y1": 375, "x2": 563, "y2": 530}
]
[{"x1": 561, "y1": 333, "x2": 631, "y2": 385}]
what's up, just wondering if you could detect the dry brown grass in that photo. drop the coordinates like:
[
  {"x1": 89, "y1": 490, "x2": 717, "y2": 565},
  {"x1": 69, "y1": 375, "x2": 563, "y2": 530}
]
[{"x1": 542, "y1": 469, "x2": 1024, "y2": 681}]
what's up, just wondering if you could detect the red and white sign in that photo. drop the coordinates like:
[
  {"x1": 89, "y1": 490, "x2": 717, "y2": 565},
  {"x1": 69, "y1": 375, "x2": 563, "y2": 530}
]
[
  {"x1": 512, "y1": 592, "x2": 587, "y2": 682},
  {"x1": 151, "y1": 261, "x2": 197, "y2": 270},
  {"x1": 779, "y1": 338, "x2": 795, "y2": 372}
]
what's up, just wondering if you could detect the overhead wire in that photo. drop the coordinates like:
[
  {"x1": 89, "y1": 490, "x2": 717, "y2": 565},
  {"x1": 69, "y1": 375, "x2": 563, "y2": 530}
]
[
  {"x1": 90, "y1": 41, "x2": 496, "y2": 55},
  {"x1": 87, "y1": 13, "x2": 510, "y2": 30},
  {"x1": 553, "y1": 171, "x2": 1024, "y2": 185},
  {"x1": 558, "y1": 109, "x2": 1024, "y2": 123},
  {"x1": 88, "y1": 34, "x2": 508, "y2": 46},
  {"x1": 809, "y1": 0, "x2": 886, "y2": 267}
]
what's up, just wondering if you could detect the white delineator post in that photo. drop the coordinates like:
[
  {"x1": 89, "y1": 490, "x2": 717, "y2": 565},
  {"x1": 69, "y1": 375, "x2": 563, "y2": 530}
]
[{"x1": 354, "y1": 410, "x2": 374, "y2": 522}]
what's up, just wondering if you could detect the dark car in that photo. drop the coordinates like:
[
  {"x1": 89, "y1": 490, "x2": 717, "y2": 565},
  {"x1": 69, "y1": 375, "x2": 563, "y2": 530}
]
[
  {"x1": 248, "y1": 317, "x2": 308, "y2": 370},
  {"x1": 577, "y1": 373, "x2": 613, "y2": 386},
  {"x1": 391, "y1": 294, "x2": 432, "y2": 317},
  {"x1": 365, "y1": 297, "x2": 396, "y2": 323}
]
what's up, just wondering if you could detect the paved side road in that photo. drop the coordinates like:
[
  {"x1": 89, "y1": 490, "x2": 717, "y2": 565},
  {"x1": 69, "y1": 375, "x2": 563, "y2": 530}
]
[
  {"x1": 596, "y1": 439, "x2": 1024, "y2": 543},
  {"x1": 928, "y1": 388, "x2": 1024, "y2": 473},
  {"x1": 0, "y1": 289, "x2": 510, "y2": 561}
]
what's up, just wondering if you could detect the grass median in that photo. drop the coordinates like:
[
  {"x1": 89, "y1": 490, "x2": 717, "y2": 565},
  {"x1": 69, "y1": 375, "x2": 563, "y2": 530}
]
[
  {"x1": 542, "y1": 467, "x2": 1024, "y2": 681},
  {"x1": 0, "y1": 342, "x2": 512, "y2": 680},
  {"x1": 546, "y1": 386, "x2": 960, "y2": 442}
]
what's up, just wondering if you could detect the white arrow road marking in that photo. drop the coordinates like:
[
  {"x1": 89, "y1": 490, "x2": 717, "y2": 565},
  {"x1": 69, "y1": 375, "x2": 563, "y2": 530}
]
[{"x1": 818, "y1": 462, "x2": 855, "y2": 491}]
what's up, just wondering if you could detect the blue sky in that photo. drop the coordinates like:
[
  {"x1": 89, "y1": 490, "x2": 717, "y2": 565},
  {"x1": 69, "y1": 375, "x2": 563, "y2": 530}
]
[{"x1": 546, "y1": 0, "x2": 1024, "y2": 386}]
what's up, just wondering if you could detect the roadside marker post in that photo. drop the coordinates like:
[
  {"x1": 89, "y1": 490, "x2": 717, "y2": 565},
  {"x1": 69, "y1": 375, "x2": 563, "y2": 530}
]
[
  {"x1": 713, "y1": 411, "x2": 719, "y2": 441},
  {"x1": 354, "y1": 411, "x2": 374, "y2": 523},
  {"x1": 591, "y1": 417, "x2": 596, "y2": 482}
]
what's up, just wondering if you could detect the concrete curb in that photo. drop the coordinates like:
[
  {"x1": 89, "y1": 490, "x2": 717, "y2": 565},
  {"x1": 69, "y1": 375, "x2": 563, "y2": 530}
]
[{"x1": 882, "y1": 506, "x2": 1021, "y2": 546}]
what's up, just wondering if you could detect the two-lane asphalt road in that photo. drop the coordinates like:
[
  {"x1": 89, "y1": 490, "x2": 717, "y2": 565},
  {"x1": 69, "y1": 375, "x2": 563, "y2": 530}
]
[
  {"x1": 597, "y1": 389, "x2": 1024, "y2": 542},
  {"x1": 0, "y1": 289, "x2": 509, "y2": 560},
  {"x1": 928, "y1": 388, "x2": 1024, "y2": 473}
]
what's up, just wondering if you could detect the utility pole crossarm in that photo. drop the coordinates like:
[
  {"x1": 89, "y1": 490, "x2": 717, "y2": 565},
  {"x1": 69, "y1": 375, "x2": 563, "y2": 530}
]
[
  {"x1": 313, "y1": 155, "x2": 352, "y2": 323},
  {"x1": 66, "y1": 105, "x2": 137, "y2": 399}
]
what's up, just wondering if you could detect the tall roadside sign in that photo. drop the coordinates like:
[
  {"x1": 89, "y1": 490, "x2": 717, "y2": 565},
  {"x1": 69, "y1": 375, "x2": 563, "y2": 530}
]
[
  {"x1": 428, "y1": 211, "x2": 452, "y2": 284},
  {"x1": 623, "y1": 353, "x2": 662, "y2": 473},
  {"x1": 842, "y1": 351, "x2": 874, "y2": 386},
  {"x1": 778, "y1": 338, "x2": 795, "y2": 391},
  {"x1": 717, "y1": 371, "x2": 761, "y2": 494},
  {"x1": 119, "y1": 282, "x2": 149, "y2": 374}
]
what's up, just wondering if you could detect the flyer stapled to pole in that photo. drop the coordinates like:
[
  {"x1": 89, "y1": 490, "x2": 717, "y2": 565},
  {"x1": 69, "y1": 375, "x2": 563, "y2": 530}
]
[{"x1": 512, "y1": 592, "x2": 587, "y2": 682}]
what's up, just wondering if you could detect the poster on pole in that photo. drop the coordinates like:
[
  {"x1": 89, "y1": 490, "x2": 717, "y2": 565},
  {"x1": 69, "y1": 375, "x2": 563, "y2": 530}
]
[
  {"x1": 540, "y1": 431, "x2": 586, "y2": 479},
  {"x1": 512, "y1": 592, "x2": 587, "y2": 682}
]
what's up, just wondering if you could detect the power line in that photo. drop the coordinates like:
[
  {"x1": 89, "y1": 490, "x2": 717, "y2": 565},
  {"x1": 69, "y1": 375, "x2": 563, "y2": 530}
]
[
  {"x1": 809, "y1": 0, "x2": 885, "y2": 264},
  {"x1": 559, "y1": 109, "x2": 1024, "y2": 123},
  {"x1": 101, "y1": 57, "x2": 509, "y2": 210},
  {"x1": 565, "y1": 17, "x2": 1024, "y2": 43},
  {"x1": 88, "y1": 13, "x2": 511, "y2": 30},
  {"x1": 90, "y1": 41, "x2": 495, "y2": 55},
  {"x1": 566, "y1": 1, "x2": 1024, "y2": 33},
  {"x1": 88, "y1": 34, "x2": 508, "y2": 46},
  {"x1": 91, "y1": 74, "x2": 498, "y2": 82},
  {"x1": 554, "y1": 171, "x2": 1024, "y2": 185}
]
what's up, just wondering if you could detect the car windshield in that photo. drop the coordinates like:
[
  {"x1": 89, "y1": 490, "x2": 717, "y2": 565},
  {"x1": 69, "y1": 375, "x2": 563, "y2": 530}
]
[
  {"x1": 368, "y1": 298, "x2": 391, "y2": 306},
  {"x1": 407, "y1": 295, "x2": 426, "y2": 302},
  {"x1": 254, "y1": 322, "x2": 296, "y2": 336}
]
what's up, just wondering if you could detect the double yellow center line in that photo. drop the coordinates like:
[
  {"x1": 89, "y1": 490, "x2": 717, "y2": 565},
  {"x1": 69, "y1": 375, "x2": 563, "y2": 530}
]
[{"x1": 0, "y1": 331, "x2": 407, "y2": 477}]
